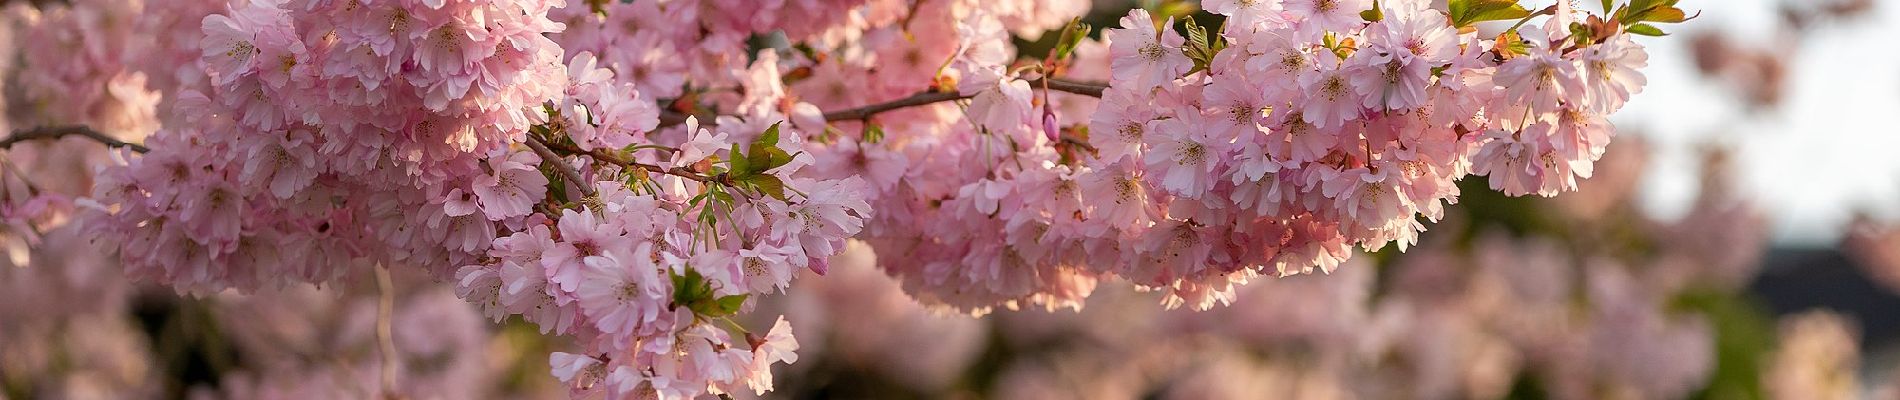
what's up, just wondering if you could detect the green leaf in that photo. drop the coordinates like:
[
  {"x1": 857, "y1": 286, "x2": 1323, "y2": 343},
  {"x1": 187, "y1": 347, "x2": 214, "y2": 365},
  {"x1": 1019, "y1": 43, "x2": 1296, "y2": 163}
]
[
  {"x1": 1600, "y1": 0, "x2": 1614, "y2": 13},
  {"x1": 1643, "y1": 7, "x2": 1688, "y2": 23},
  {"x1": 753, "y1": 122, "x2": 781, "y2": 153},
  {"x1": 672, "y1": 269, "x2": 706, "y2": 304},
  {"x1": 1624, "y1": 23, "x2": 1667, "y2": 36},
  {"x1": 1448, "y1": 0, "x2": 1532, "y2": 28},
  {"x1": 1628, "y1": 0, "x2": 1664, "y2": 13},
  {"x1": 1569, "y1": 21, "x2": 1595, "y2": 46},
  {"x1": 744, "y1": 174, "x2": 789, "y2": 200},
  {"x1": 745, "y1": 122, "x2": 795, "y2": 174},
  {"x1": 713, "y1": 295, "x2": 747, "y2": 316},
  {"x1": 1181, "y1": 18, "x2": 1221, "y2": 75},
  {"x1": 863, "y1": 123, "x2": 886, "y2": 144},
  {"x1": 727, "y1": 143, "x2": 750, "y2": 177},
  {"x1": 1050, "y1": 18, "x2": 1093, "y2": 60},
  {"x1": 1361, "y1": 0, "x2": 1383, "y2": 22}
]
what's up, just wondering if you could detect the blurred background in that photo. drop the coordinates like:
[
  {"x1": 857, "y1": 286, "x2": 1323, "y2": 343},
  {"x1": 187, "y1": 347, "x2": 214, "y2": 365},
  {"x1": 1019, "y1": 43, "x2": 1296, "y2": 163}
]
[{"x1": 4, "y1": 0, "x2": 1900, "y2": 399}]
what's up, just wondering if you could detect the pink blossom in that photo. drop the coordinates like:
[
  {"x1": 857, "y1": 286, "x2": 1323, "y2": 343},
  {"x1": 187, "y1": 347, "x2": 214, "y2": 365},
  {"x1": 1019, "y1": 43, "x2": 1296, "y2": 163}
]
[
  {"x1": 471, "y1": 151, "x2": 548, "y2": 221},
  {"x1": 1297, "y1": 51, "x2": 1362, "y2": 129},
  {"x1": 1107, "y1": 9, "x2": 1191, "y2": 91},
  {"x1": 575, "y1": 248, "x2": 668, "y2": 343},
  {"x1": 1144, "y1": 112, "x2": 1225, "y2": 197},
  {"x1": 1471, "y1": 128, "x2": 1543, "y2": 197},
  {"x1": 1578, "y1": 35, "x2": 1649, "y2": 114}
]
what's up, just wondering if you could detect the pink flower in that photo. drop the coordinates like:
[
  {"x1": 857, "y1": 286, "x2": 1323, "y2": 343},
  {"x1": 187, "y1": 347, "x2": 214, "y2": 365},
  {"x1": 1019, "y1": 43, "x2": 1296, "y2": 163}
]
[
  {"x1": 1269, "y1": 108, "x2": 1340, "y2": 164},
  {"x1": 1284, "y1": 0, "x2": 1372, "y2": 39},
  {"x1": 175, "y1": 178, "x2": 244, "y2": 253},
  {"x1": 1578, "y1": 35, "x2": 1649, "y2": 114},
  {"x1": 1080, "y1": 160, "x2": 1155, "y2": 236},
  {"x1": 575, "y1": 248, "x2": 668, "y2": 342},
  {"x1": 1089, "y1": 87, "x2": 1160, "y2": 164},
  {"x1": 1471, "y1": 128, "x2": 1543, "y2": 197},
  {"x1": 582, "y1": 83, "x2": 660, "y2": 152},
  {"x1": 1144, "y1": 112, "x2": 1225, "y2": 197},
  {"x1": 745, "y1": 316, "x2": 800, "y2": 395},
  {"x1": 1298, "y1": 51, "x2": 1362, "y2": 129},
  {"x1": 1495, "y1": 33, "x2": 1585, "y2": 115},
  {"x1": 1107, "y1": 9, "x2": 1192, "y2": 91},
  {"x1": 671, "y1": 117, "x2": 729, "y2": 168},
  {"x1": 454, "y1": 263, "x2": 508, "y2": 321},
  {"x1": 1243, "y1": 29, "x2": 1316, "y2": 100},
  {"x1": 1205, "y1": 0, "x2": 1288, "y2": 29},
  {"x1": 1201, "y1": 75, "x2": 1270, "y2": 141},
  {"x1": 1351, "y1": 8, "x2": 1455, "y2": 110},
  {"x1": 199, "y1": 1, "x2": 292, "y2": 88},
  {"x1": 767, "y1": 178, "x2": 872, "y2": 272},
  {"x1": 409, "y1": 8, "x2": 492, "y2": 76},
  {"x1": 237, "y1": 126, "x2": 320, "y2": 199},
  {"x1": 1320, "y1": 165, "x2": 1412, "y2": 231},
  {"x1": 964, "y1": 74, "x2": 1035, "y2": 139},
  {"x1": 549, "y1": 352, "x2": 608, "y2": 395},
  {"x1": 1521, "y1": 121, "x2": 1593, "y2": 196},
  {"x1": 501, "y1": 259, "x2": 577, "y2": 334},
  {"x1": 544, "y1": 208, "x2": 633, "y2": 293},
  {"x1": 472, "y1": 151, "x2": 549, "y2": 220}
]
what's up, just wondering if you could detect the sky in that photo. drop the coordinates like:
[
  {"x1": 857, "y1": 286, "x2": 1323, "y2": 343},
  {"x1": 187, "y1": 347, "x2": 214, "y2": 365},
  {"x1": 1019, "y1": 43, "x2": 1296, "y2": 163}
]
[{"x1": 1591, "y1": 0, "x2": 1900, "y2": 245}]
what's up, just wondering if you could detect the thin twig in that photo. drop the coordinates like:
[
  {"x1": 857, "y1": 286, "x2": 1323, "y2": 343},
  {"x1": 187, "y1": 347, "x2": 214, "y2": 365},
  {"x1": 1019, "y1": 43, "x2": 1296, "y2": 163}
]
[
  {"x1": 655, "y1": 78, "x2": 1109, "y2": 128},
  {"x1": 822, "y1": 78, "x2": 1106, "y2": 122},
  {"x1": 524, "y1": 137, "x2": 599, "y2": 197},
  {"x1": 373, "y1": 263, "x2": 400, "y2": 398},
  {"x1": 658, "y1": 111, "x2": 695, "y2": 128},
  {"x1": 823, "y1": 90, "x2": 971, "y2": 121},
  {"x1": 1038, "y1": 78, "x2": 1108, "y2": 97},
  {"x1": 0, "y1": 125, "x2": 149, "y2": 153},
  {"x1": 537, "y1": 138, "x2": 718, "y2": 184}
]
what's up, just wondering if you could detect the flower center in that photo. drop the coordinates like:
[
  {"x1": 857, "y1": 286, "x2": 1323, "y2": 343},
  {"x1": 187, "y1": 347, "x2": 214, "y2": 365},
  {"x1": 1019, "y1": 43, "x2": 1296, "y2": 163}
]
[
  {"x1": 1322, "y1": 75, "x2": 1350, "y2": 100},
  {"x1": 1178, "y1": 142, "x2": 1206, "y2": 166},
  {"x1": 744, "y1": 257, "x2": 768, "y2": 277},
  {"x1": 1118, "y1": 121, "x2": 1144, "y2": 143},
  {"x1": 228, "y1": 41, "x2": 257, "y2": 62},
  {"x1": 1138, "y1": 42, "x2": 1166, "y2": 61},
  {"x1": 616, "y1": 281, "x2": 642, "y2": 301}
]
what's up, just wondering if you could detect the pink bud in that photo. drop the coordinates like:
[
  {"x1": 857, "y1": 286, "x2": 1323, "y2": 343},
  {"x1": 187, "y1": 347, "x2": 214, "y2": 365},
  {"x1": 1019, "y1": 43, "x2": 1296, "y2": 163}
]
[{"x1": 1041, "y1": 109, "x2": 1060, "y2": 142}]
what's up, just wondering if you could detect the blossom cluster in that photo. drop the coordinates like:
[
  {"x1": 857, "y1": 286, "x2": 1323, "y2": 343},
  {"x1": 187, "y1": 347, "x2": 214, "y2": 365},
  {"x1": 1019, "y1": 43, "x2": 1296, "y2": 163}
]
[
  {"x1": 758, "y1": 137, "x2": 1788, "y2": 400},
  {"x1": 0, "y1": 0, "x2": 1691, "y2": 396},
  {"x1": 69, "y1": 0, "x2": 868, "y2": 396},
  {"x1": 853, "y1": 0, "x2": 1672, "y2": 313}
]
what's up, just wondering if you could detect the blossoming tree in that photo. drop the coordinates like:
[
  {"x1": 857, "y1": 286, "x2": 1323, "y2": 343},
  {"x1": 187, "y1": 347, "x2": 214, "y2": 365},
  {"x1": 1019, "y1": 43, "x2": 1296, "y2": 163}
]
[{"x1": 0, "y1": 0, "x2": 1691, "y2": 397}]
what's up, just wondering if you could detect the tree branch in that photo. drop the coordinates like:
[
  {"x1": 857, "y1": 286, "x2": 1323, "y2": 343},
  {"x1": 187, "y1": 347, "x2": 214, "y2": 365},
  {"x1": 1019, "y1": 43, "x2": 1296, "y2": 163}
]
[
  {"x1": 524, "y1": 137, "x2": 598, "y2": 197},
  {"x1": 823, "y1": 90, "x2": 970, "y2": 122},
  {"x1": 373, "y1": 263, "x2": 400, "y2": 398},
  {"x1": 1039, "y1": 78, "x2": 1108, "y2": 97},
  {"x1": 821, "y1": 78, "x2": 1107, "y2": 122},
  {"x1": 1, "y1": 125, "x2": 149, "y2": 153},
  {"x1": 535, "y1": 138, "x2": 715, "y2": 184},
  {"x1": 656, "y1": 78, "x2": 1109, "y2": 128}
]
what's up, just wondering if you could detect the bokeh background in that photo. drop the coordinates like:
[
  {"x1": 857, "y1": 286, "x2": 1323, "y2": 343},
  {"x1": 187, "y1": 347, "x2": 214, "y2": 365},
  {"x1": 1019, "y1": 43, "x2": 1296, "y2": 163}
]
[{"x1": 4, "y1": 0, "x2": 1899, "y2": 399}]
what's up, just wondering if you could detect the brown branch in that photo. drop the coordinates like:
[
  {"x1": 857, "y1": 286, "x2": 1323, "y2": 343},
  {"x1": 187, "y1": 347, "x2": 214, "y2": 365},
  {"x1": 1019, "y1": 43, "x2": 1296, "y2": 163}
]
[
  {"x1": 535, "y1": 138, "x2": 714, "y2": 184},
  {"x1": 1039, "y1": 78, "x2": 1108, "y2": 97},
  {"x1": 372, "y1": 263, "x2": 400, "y2": 398},
  {"x1": 655, "y1": 78, "x2": 1108, "y2": 127},
  {"x1": 524, "y1": 137, "x2": 598, "y2": 197},
  {"x1": 1, "y1": 125, "x2": 149, "y2": 153},
  {"x1": 658, "y1": 111, "x2": 694, "y2": 128},
  {"x1": 823, "y1": 90, "x2": 970, "y2": 121},
  {"x1": 822, "y1": 78, "x2": 1106, "y2": 122}
]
